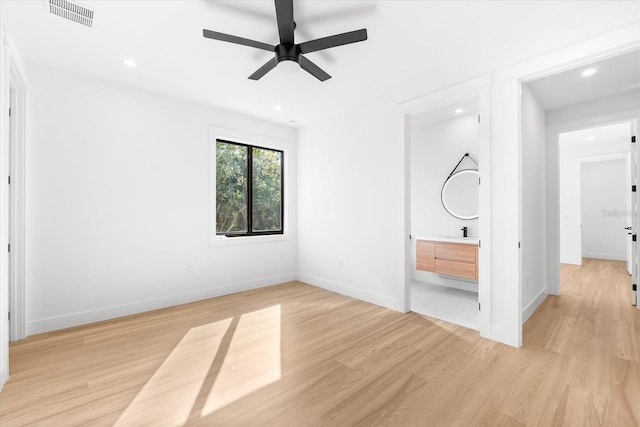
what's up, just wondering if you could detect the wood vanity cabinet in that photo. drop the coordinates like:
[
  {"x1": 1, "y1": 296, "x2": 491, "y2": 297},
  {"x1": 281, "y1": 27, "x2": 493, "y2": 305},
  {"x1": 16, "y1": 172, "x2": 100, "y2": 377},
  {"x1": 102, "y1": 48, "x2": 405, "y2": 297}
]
[
  {"x1": 416, "y1": 240, "x2": 435, "y2": 271},
  {"x1": 416, "y1": 239, "x2": 478, "y2": 280}
]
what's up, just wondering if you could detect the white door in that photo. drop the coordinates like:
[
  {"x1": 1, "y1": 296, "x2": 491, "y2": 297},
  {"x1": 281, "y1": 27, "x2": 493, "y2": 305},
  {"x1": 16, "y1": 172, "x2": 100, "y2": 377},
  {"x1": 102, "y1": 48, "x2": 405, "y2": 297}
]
[
  {"x1": 627, "y1": 151, "x2": 633, "y2": 275},
  {"x1": 632, "y1": 125, "x2": 638, "y2": 307},
  {"x1": 4, "y1": 88, "x2": 12, "y2": 333}
]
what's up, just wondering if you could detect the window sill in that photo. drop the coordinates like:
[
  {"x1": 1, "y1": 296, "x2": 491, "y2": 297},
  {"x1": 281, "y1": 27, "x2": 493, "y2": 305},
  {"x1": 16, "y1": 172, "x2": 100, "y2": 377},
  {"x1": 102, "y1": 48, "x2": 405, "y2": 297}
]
[{"x1": 211, "y1": 233, "x2": 290, "y2": 247}]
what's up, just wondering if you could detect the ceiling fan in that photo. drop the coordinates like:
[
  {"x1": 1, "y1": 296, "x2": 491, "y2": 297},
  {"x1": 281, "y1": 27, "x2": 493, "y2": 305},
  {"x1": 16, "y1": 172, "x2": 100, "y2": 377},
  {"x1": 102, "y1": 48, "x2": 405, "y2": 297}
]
[{"x1": 202, "y1": 0, "x2": 368, "y2": 82}]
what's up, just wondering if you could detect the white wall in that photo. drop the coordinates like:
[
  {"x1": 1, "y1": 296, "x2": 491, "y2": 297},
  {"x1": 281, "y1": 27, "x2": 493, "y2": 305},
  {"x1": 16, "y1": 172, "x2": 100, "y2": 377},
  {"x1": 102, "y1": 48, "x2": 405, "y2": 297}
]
[
  {"x1": 24, "y1": 63, "x2": 298, "y2": 335},
  {"x1": 520, "y1": 85, "x2": 547, "y2": 322},
  {"x1": 581, "y1": 159, "x2": 627, "y2": 260},
  {"x1": 297, "y1": 100, "x2": 405, "y2": 310},
  {"x1": 559, "y1": 123, "x2": 631, "y2": 265},
  {"x1": 487, "y1": 77, "x2": 522, "y2": 345},
  {"x1": 410, "y1": 112, "x2": 479, "y2": 291}
]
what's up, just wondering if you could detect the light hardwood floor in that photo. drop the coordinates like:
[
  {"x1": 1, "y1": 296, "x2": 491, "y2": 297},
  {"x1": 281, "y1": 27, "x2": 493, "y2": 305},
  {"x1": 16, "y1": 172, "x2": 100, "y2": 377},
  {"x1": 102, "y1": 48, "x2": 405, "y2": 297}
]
[{"x1": 0, "y1": 258, "x2": 638, "y2": 426}]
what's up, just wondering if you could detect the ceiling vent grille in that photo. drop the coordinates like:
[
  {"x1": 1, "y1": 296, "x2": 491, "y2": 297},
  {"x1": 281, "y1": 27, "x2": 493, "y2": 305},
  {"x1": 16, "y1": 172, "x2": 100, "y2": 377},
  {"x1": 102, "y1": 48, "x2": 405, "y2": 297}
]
[{"x1": 48, "y1": 0, "x2": 94, "y2": 27}]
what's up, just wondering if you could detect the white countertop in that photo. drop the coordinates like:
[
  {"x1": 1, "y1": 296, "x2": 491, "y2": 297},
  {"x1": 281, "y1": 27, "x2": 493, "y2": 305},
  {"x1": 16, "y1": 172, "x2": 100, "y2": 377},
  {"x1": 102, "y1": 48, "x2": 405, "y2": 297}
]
[{"x1": 415, "y1": 235, "x2": 479, "y2": 245}]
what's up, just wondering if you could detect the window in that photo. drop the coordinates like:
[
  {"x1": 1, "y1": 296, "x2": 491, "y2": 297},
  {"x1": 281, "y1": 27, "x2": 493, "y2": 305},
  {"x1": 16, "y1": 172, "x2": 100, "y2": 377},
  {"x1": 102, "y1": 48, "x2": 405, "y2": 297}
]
[{"x1": 215, "y1": 139, "x2": 283, "y2": 237}]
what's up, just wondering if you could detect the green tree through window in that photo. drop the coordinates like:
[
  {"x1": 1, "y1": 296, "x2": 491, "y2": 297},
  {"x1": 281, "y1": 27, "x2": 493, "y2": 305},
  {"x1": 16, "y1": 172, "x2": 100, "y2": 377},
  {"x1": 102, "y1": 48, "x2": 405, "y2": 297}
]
[{"x1": 216, "y1": 140, "x2": 283, "y2": 236}]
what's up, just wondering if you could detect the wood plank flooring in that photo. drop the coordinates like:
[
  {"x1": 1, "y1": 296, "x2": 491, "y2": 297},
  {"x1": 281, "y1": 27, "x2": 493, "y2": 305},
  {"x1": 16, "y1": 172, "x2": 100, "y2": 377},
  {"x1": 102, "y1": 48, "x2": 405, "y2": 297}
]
[{"x1": 1, "y1": 258, "x2": 638, "y2": 426}]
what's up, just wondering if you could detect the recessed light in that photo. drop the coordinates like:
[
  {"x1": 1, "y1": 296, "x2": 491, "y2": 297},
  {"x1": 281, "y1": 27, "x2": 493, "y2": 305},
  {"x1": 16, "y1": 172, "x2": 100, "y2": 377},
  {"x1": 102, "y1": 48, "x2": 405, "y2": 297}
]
[
  {"x1": 587, "y1": 136, "x2": 595, "y2": 141},
  {"x1": 275, "y1": 105, "x2": 282, "y2": 111},
  {"x1": 582, "y1": 68, "x2": 596, "y2": 77},
  {"x1": 123, "y1": 59, "x2": 136, "y2": 68},
  {"x1": 455, "y1": 108, "x2": 463, "y2": 114}
]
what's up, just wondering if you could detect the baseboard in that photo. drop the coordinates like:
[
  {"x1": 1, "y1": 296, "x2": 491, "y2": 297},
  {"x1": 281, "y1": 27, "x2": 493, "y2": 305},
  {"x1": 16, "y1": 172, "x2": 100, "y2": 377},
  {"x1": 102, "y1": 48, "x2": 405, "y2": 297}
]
[
  {"x1": 297, "y1": 273, "x2": 403, "y2": 312},
  {"x1": 582, "y1": 252, "x2": 626, "y2": 261},
  {"x1": 0, "y1": 362, "x2": 7, "y2": 391},
  {"x1": 523, "y1": 287, "x2": 548, "y2": 323},
  {"x1": 26, "y1": 273, "x2": 296, "y2": 336}
]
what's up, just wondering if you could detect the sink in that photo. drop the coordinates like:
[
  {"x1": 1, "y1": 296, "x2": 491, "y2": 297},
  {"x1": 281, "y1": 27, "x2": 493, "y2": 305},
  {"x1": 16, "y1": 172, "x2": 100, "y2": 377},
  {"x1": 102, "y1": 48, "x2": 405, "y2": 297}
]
[
  {"x1": 415, "y1": 235, "x2": 479, "y2": 245},
  {"x1": 437, "y1": 235, "x2": 478, "y2": 240}
]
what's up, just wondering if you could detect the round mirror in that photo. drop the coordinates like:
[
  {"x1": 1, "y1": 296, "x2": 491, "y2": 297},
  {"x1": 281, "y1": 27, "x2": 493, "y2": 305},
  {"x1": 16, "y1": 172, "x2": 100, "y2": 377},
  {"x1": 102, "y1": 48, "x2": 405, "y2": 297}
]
[{"x1": 441, "y1": 169, "x2": 479, "y2": 220}]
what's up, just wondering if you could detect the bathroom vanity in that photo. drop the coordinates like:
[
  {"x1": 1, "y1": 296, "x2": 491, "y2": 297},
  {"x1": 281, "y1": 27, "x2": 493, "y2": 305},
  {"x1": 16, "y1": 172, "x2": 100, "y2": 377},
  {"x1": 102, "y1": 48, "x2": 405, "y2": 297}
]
[
  {"x1": 412, "y1": 236, "x2": 480, "y2": 330},
  {"x1": 416, "y1": 237, "x2": 479, "y2": 280}
]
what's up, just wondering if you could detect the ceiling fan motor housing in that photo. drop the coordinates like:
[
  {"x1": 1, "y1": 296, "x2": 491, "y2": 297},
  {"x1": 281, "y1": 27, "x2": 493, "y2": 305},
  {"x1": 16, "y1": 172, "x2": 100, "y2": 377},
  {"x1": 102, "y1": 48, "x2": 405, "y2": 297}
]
[{"x1": 276, "y1": 44, "x2": 301, "y2": 63}]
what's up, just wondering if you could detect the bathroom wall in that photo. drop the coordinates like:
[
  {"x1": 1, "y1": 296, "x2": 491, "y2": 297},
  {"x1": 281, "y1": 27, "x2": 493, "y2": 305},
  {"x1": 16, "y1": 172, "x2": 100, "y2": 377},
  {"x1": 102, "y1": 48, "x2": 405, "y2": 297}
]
[{"x1": 410, "y1": 112, "x2": 479, "y2": 291}]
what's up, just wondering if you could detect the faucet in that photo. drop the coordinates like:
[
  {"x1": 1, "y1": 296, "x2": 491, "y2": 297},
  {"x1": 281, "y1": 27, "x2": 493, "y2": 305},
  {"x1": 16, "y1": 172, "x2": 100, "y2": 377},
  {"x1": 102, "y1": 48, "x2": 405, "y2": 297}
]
[{"x1": 461, "y1": 226, "x2": 468, "y2": 238}]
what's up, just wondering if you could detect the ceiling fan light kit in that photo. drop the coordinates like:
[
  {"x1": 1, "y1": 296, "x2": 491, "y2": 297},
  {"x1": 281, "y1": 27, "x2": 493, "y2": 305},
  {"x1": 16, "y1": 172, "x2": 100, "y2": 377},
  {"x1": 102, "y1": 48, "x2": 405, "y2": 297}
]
[{"x1": 203, "y1": 0, "x2": 367, "y2": 81}]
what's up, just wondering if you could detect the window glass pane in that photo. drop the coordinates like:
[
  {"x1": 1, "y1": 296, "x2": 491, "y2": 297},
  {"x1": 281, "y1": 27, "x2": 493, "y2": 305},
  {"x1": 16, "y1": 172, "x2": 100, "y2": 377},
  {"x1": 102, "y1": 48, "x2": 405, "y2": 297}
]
[
  {"x1": 252, "y1": 147, "x2": 282, "y2": 232},
  {"x1": 216, "y1": 141, "x2": 248, "y2": 234}
]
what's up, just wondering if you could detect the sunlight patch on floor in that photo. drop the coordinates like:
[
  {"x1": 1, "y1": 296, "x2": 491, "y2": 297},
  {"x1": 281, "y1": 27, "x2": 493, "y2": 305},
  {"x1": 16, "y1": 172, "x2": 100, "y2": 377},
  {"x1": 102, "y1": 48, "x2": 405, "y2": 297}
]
[
  {"x1": 114, "y1": 318, "x2": 232, "y2": 427},
  {"x1": 202, "y1": 304, "x2": 282, "y2": 416}
]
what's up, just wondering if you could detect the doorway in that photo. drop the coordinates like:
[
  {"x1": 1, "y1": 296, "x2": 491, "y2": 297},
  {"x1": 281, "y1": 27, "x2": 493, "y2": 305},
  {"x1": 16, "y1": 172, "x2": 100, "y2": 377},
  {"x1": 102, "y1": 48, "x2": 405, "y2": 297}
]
[
  {"x1": 521, "y1": 48, "x2": 640, "y2": 313},
  {"x1": 398, "y1": 76, "x2": 491, "y2": 337},
  {"x1": 557, "y1": 122, "x2": 638, "y2": 307},
  {"x1": 409, "y1": 101, "x2": 481, "y2": 330},
  {"x1": 558, "y1": 123, "x2": 634, "y2": 271}
]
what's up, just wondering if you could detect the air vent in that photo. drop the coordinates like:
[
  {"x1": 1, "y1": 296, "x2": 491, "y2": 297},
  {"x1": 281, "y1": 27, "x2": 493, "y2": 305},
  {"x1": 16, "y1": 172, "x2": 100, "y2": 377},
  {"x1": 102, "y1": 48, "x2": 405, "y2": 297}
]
[{"x1": 48, "y1": 0, "x2": 94, "y2": 27}]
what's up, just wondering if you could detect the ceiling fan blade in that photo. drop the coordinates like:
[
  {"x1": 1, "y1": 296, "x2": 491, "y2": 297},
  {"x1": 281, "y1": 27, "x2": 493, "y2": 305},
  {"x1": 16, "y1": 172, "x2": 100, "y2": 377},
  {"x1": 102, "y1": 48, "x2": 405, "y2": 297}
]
[
  {"x1": 298, "y1": 29, "x2": 367, "y2": 54},
  {"x1": 274, "y1": 0, "x2": 295, "y2": 45},
  {"x1": 203, "y1": 29, "x2": 275, "y2": 52},
  {"x1": 248, "y1": 57, "x2": 279, "y2": 80},
  {"x1": 299, "y1": 56, "x2": 331, "y2": 81}
]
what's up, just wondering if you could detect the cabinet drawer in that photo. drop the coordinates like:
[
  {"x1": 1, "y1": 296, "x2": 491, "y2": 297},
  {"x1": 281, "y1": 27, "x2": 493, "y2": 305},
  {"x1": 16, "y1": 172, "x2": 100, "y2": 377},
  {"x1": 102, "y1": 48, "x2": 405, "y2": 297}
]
[
  {"x1": 435, "y1": 259, "x2": 477, "y2": 280},
  {"x1": 435, "y1": 243, "x2": 476, "y2": 263},
  {"x1": 416, "y1": 240, "x2": 435, "y2": 272}
]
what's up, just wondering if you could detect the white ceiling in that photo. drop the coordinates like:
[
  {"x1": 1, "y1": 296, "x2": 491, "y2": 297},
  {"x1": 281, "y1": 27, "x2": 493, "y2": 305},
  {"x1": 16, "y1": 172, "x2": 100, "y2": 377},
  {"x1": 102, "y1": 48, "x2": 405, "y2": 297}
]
[
  {"x1": 527, "y1": 50, "x2": 640, "y2": 111},
  {"x1": 4, "y1": 1, "x2": 640, "y2": 126},
  {"x1": 559, "y1": 122, "x2": 632, "y2": 145},
  {"x1": 412, "y1": 98, "x2": 479, "y2": 126}
]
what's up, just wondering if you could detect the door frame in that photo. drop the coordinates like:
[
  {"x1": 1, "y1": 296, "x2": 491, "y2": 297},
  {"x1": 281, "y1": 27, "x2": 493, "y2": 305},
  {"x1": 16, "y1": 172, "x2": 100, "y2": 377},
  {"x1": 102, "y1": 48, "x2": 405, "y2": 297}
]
[
  {"x1": 545, "y1": 115, "x2": 639, "y2": 295},
  {"x1": 5, "y1": 38, "x2": 27, "y2": 341},
  {"x1": 397, "y1": 74, "x2": 492, "y2": 339}
]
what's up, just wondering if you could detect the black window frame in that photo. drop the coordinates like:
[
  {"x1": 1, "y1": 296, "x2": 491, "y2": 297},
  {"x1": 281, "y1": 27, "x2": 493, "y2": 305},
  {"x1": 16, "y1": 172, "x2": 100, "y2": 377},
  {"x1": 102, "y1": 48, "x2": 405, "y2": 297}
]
[{"x1": 215, "y1": 138, "x2": 284, "y2": 237}]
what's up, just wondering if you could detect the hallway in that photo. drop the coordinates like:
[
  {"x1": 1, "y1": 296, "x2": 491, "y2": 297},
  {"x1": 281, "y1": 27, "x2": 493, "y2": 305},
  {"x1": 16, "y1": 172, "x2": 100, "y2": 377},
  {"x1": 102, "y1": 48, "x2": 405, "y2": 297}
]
[{"x1": 523, "y1": 258, "x2": 639, "y2": 424}]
